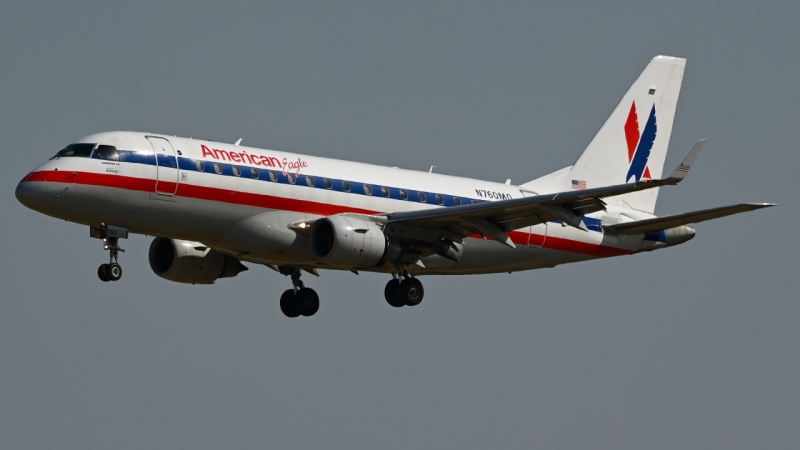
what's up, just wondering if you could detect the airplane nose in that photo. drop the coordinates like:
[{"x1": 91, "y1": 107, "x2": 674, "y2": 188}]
[
  {"x1": 15, "y1": 176, "x2": 35, "y2": 208},
  {"x1": 15, "y1": 175, "x2": 51, "y2": 210}
]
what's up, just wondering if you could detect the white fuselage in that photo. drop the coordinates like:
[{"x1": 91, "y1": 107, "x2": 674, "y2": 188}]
[{"x1": 16, "y1": 131, "x2": 666, "y2": 276}]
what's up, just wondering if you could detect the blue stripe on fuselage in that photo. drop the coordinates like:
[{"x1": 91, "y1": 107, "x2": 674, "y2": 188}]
[{"x1": 91, "y1": 149, "x2": 610, "y2": 232}]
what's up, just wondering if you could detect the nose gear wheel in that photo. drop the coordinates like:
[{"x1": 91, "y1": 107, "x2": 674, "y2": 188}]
[{"x1": 97, "y1": 235, "x2": 125, "y2": 282}]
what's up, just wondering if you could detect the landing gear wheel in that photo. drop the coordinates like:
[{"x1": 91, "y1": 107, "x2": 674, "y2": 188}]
[
  {"x1": 107, "y1": 263, "x2": 122, "y2": 281},
  {"x1": 401, "y1": 278, "x2": 424, "y2": 306},
  {"x1": 296, "y1": 288, "x2": 320, "y2": 317},
  {"x1": 384, "y1": 279, "x2": 405, "y2": 307},
  {"x1": 280, "y1": 289, "x2": 300, "y2": 318},
  {"x1": 97, "y1": 264, "x2": 110, "y2": 282},
  {"x1": 95, "y1": 231, "x2": 125, "y2": 283}
]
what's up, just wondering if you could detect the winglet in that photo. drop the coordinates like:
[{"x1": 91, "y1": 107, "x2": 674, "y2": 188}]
[{"x1": 667, "y1": 139, "x2": 705, "y2": 182}]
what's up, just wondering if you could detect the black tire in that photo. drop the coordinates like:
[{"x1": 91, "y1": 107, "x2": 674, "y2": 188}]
[
  {"x1": 296, "y1": 288, "x2": 320, "y2": 317},
  {"x1": 280, "y1": 289, "x2": 300, "y2": 318},
  {"x1": 107, "y1": 263, "x2": 122, "y2": 281},
  {"x1": 384, "y1": 279, "x2": 405, "y2": 307},
  {"x1": 401, "y1": 278, "x2": 424, "y2": 306},
  {"x1": 97, "y1": 264, "x2": 110, "y2": 282}
]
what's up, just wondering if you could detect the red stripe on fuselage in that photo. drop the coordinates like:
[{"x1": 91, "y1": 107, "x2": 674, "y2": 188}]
[
  {"x1": 25, "y1": 170, "x2": 375, "y2": 216},
  {"x1": 24, "y1": 170, "x2": 634, "y2": 257},
  {"x1": 505, "y1": 230, "x2": 631, "y2": 257}
]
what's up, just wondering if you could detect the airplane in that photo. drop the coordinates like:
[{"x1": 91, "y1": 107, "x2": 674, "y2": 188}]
[{"x1": 15, "y1": 55, "x2": 774, "y2": 318}]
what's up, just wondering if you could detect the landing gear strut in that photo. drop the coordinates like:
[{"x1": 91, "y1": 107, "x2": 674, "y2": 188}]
[
  {"x1": 279, "y1": 267, "x2": 319, "y2": 318},
  {"x1": 97, "y1": 236, "x2": 124, "y2": 282},
  {"x1": 385, "y1": 267, "x2": 424, "y2": 307}
]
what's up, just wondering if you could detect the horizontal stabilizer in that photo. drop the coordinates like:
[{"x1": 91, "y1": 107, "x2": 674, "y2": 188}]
[{"x1": 604, "y1": 203, "x2": 776, "y2": 234}]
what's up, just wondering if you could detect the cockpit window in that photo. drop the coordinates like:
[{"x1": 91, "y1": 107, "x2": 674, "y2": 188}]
[
  {"x1": 53, "y1": 143, "x2": 95, "y2": 159},
  {"x1": 95, "y1": 145, "x2": 119, "y2": 161}
]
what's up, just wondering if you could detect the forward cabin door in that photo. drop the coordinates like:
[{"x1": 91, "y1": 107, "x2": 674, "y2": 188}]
[
  {"x1": 147, "y1": 136, "x2": 179, "y2": 196},
  {"x1": 520, "y1": 189, "x2": 547, "y2": 248}
]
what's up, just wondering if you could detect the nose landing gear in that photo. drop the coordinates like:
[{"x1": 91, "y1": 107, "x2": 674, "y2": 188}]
[
  {"x1": 91, "y1": 225, "x2": 126, "y2": 282},
  {"x1": 97, "y1": 236, "x2": 124, "y2": 282},
  {"x1": 278, "y1": 267, "x2": 319, "y2": 318}
]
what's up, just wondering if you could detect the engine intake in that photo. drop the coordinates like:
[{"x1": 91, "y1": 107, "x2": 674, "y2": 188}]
[
  {"x1": 310, "y1": 216, "x2": 400, "y2": 268},
  {"x1": 148, "y1": 237, "x2": 247, "y2": 284}
]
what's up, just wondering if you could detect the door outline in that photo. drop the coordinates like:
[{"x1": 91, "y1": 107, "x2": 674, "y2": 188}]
[{"x1": 147, "y1": 136, "x2": 179, "y2": 196}]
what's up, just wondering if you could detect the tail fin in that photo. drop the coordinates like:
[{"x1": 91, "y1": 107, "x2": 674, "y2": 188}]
[{"x1": 569, "y1": 55, "x2": 686, "y2": 213}]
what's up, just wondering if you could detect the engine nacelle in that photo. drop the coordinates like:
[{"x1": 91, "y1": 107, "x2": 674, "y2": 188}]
[
  {"x1": 148, "y1": 237, "x2": 248, "y2": 284},
  {"x1": 310, "y1": 216, "x2": 400, "y2": 268}
]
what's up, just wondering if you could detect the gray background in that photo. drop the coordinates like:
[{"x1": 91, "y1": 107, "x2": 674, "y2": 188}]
[{"x1": 1, "y1": 1, "x2": 796, "y2": 449}]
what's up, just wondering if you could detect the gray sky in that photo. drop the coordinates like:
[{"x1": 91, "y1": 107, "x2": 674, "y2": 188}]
[{"x1": 1, "y1": 1, "x2": 797, "y2": 449}]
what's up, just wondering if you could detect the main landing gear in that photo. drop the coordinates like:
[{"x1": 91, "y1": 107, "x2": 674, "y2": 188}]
[
  {"x1": 97, "y1": 235, "x2": 124, "y2": 282},
  {"x1": 384, "y1": 268, "x2": 424, "y2": 308},
  {"x1": 279, "y1": 268, "x2": 319, "y2": 318}
]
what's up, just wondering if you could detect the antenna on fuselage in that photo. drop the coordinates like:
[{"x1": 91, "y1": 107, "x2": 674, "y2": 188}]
[
  {"x1": 235, "y1": 138, "x2": 243, "y2": 146},
  {"x1": 428, "y1": 165, "x2": 436, "y2": 173}
]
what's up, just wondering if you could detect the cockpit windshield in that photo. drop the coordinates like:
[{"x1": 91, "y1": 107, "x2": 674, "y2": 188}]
[
  {"x1": 52, "y1": 143, "x2": 96, "y2": 159},
  {"x1": 95, "y1": 145, "x2": 119, "y2": 161}
]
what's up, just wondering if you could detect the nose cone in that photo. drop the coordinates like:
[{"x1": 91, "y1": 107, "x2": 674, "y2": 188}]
[
  {"x1": 15, "y1": 175, "x2": 59, "y2": 213},
  {"x1": 15, "y1": 176, "x2": 38, "y2": 209}
]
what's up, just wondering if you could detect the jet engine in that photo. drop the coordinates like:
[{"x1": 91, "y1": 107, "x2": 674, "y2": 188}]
[
  {"x1": 310, "y1": 215, "x2": 401, "y2": 268},
  {"x1": 148, "y1": 237, "x2": 248, "y2": 284}
]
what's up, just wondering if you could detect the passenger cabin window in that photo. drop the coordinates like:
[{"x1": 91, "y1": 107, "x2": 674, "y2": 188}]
[
  {"x1": 196, "y1": 161, "x2": 205, "y2": 172},
  {"x1": 214, "y1": 163, "x2": 222, "y2": 174},
  {"x1": 288, "y1": 174, "x2": 296, "y2": 184},
  {"x1": 54, "y1": 143, "x2": 95, "y2": 159},
  {"x1": 95, "y1": 145, "x2": 119, "y2": 161},
  {"x1": 435, "y1": 194, "x2": 444, "y2": 205},
  {"x1": 269, "y1": 171, "x2": 278, "y2": 182},
  {"x1": 454, "y1": 197, "x2": 462, "y2": 206},
  {"x1": 251, "y1": 168, "x2": 259, "y2": 179},
  {"x1": 400, "y1": 189, "x2": 408, "y2": 200},
  {"x1": 418, "y1": 192, "x2": 426, "y2": 202},
  {"x1": 324, "y1": 179, "x2": 332, "y2": 189},
  {"x1": 232, "y1": 166, "x2": 241, "y2": 177},
  {"x1": 306, "y1": 176, "x2": 314, "y2": 187},
  {"x1": 381, "y1": 187, "x2": 390, "y2": 197},
  {"x1": 364, "y1": 184, "x2": 372, "y2": 195},
  {"x1": 343, "y1": 181, "x2": 351, "y2": 192},
  {"x1": 472, "y1": 199, "x2": 479, "y2": 204}
]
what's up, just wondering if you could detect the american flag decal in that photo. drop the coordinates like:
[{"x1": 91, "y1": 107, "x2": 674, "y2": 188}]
[{"x1": 571, "y1": 179, "x2": 586, "y2": 190}]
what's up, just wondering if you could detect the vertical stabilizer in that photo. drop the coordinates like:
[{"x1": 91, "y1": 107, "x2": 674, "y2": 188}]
[{"x1": 568, "y1": 56, "x2": 685, "y2": 213}]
